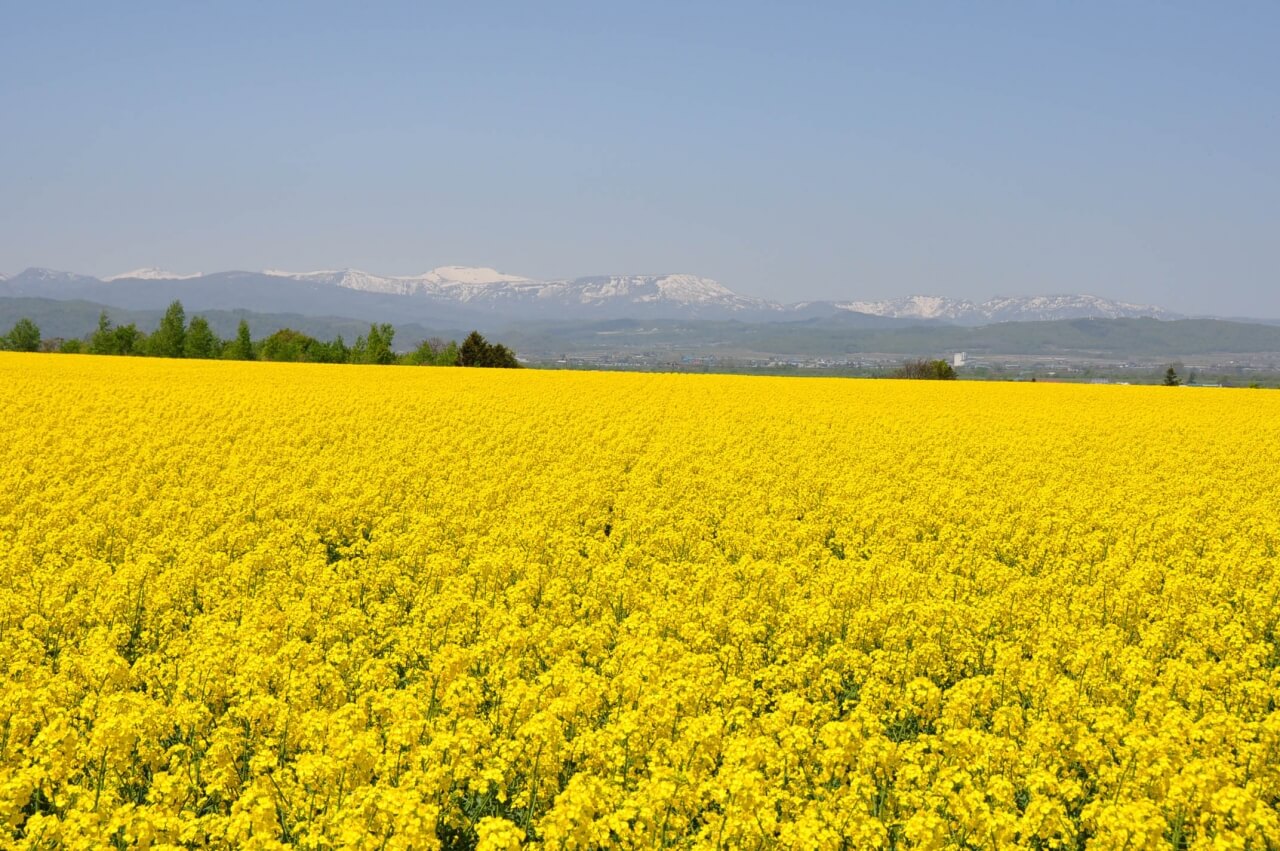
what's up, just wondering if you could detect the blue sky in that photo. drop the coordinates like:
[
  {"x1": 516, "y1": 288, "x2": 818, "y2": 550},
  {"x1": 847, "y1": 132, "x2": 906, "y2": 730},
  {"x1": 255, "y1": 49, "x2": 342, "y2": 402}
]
[{"x1": 2, "y1": 1, "x2": 1277, "y2": 315}]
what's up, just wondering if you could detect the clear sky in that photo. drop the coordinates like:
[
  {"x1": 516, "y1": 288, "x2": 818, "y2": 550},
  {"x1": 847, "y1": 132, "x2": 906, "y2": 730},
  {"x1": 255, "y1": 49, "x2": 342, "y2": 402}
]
[{"x1": 2, "y1": 2, "x2": 1277, "y2": 315}]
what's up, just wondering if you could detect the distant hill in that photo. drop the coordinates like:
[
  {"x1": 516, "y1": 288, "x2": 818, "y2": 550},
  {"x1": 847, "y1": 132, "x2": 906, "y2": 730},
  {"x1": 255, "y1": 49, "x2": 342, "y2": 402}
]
[
  {"x1": 500, "y1": 315, "x2": 1280, "y2": 359},
  {"x1": 1, "y1": 269, "x2": 492, "y2": 328},
  {"x1": 0, "y1": 297, "x2": 465, "y2": 348},
  {"x1": 831, "y1": 294, "x2": 1183, "y2": 324},
  {"x1": 7, "y1": 297, "x2": 1279, "y2": 362},
  {"x1": 769, "y1": 316, "x2": 1280, "y2": 358},
  {"x1": 3, "y1": 264, "x2": 1188, "y2": 324}
]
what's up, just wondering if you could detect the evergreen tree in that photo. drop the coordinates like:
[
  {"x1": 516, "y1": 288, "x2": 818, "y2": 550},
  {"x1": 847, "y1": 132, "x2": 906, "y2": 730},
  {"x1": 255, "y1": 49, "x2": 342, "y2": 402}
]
[
  {"x1": 487, "y1": 343, "x2": 519, "y2": 368},
  {"x1": 184, "y1": 315, "x2": 219, "y2": 359},
  {"x1": 3, "y1": 318, "x2": 41, "y2": 352},
  {"x1": 354, "y1": 323, "x2": 395, "y2": 364},
  {"x1": 370, "y1": 323, "x2": 395, "y2": 365},
  {"x1": 151, "y1": 300, "x2": 187, "y2": 359},
  {"x1": 458, "y1": 331, "x2": 489, "y2": 367},
  {"x1": 86, "y1": 311, "x2": 141, "y2": 355},
  {"x1": 458, "y1": 331, "x2": 518, "y2": 368},
  {"x1": 112, "y1": 324, "x2": 142, "y2": 355},
  {"x1": 1164, "y1": 366, "x2": 1180, "y2": 386},
  {"x1": 89, "y1": 312, "x2": 115, "y2": 355},
  {"x1": 229, "y1": 319, "x2": 255, "y2": 360}
]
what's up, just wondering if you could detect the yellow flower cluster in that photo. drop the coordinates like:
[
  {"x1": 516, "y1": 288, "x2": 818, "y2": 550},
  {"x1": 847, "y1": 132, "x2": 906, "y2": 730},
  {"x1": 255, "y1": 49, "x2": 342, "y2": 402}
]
[{"x1": 2, "y1": 352, "x2": 1278, "y2": 849}]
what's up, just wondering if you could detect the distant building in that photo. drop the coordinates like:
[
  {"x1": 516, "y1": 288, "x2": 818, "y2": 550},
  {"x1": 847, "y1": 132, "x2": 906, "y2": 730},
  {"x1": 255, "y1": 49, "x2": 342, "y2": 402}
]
[{"x1": 953, "y1": 352, "x2": 967, "y2": 368}]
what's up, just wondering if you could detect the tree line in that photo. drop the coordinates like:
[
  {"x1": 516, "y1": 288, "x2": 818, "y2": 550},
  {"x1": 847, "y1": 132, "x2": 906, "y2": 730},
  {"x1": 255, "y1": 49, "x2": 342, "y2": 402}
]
[
  {"x1": 0, "y1": 301, "x2": 520, "y2": 368},
  {"x1": 894, "y1": 358, "x2": 957, "y2": 380}
]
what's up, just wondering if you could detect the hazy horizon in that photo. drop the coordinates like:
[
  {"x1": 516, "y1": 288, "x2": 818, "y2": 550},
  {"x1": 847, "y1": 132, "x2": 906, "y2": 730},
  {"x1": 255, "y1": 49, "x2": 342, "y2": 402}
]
[
  {"x1": 2, "y1": 263, "x2": 1273, "y2": 319},
  {"x1": 3, "y1": 2, "x2": 1277, "y2": 317}
]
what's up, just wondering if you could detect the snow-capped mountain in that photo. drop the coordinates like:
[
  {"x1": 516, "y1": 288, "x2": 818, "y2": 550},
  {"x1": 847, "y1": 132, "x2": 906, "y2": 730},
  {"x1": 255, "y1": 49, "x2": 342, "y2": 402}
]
[
  {"x1": 836, "y1": 295, "x2": 978, "y2": 321},
  {"x1": 12, "y1": 267, "x2": 98, "y2": 285},
  {"x1": 263, "y1": 267, "x2": 774, "y2": 316},
  {"x1": 835, "y1": 294, "x2": 1179, "y2": 324},
  {"x1": 264, "y1": 266, "x2": 537, "y2": 298},
  {"x1": 4, "y1": 264, "x2": 1184, "y2": 324},
  {"x1": 106, "y1": 268, "x2": 201, "y2": 281},
  {"x1": 555, "y1": 274, "x2": 773, "y2": 310},
  {"x1": 258, "y1": 268, "x2": 1172, "y2": 321}
]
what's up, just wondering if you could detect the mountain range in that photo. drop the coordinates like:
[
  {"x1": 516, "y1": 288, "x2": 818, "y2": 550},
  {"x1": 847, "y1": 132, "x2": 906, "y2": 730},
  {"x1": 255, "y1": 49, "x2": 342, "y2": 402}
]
[{"x1": 1, "y1": 264, "x2": 1186, "y2": 326}]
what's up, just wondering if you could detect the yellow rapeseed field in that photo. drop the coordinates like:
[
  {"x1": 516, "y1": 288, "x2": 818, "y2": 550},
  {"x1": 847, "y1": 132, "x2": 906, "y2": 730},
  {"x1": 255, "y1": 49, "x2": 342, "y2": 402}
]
[{"x1": 2, "y1": 352, "x2": 1279, "y2": 850}]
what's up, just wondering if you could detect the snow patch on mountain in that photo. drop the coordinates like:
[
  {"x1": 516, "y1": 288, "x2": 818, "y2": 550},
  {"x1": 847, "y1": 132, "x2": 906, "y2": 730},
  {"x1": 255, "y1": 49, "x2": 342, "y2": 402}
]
[
  {"x1": 106, "y1": 267, "x2": 201, "y2": 281},
  {"x1": 7, "y1": 263, "x2": 1192, "y2": 323},
  {"x1": 263, "y1": 267, "x2": 769, "y2": 312},
  {"x1": 835, "y1": 294, "x2": 1178, "y2": 323},
  {"x1": 264, "y1": 266, "x2": 535, "y2": 297},
  {"x1": 566, "y1": 274, "x2": 770, "y2": 309},
  {"x1": 979, "y1": 294, "x2": 1176, "y2": 320},
  {"x1": 422, "y1": 266, "x2": 531, "y2": 285},
  {"x1": 837, "y1": 295, "x2": 978, "y2": 320},
  {"x1": 13, "y1": 267, "x2": 98, "y2": 284},
  {"x1": 264, "y1": 268, "x2": 410, "y2": 294}
]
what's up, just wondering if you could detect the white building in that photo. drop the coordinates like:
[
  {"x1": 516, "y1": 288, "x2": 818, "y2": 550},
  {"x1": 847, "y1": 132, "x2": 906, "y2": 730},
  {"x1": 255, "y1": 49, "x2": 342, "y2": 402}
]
[{"x1": 953, "y1": 352, "x2": 967, "y2": 368}]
